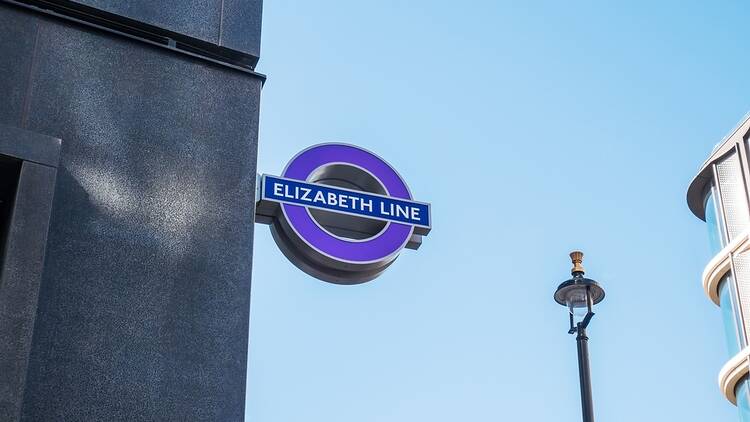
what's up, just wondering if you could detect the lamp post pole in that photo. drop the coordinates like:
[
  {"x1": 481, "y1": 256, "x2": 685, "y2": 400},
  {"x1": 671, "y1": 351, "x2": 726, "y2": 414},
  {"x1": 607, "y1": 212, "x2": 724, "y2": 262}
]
[
  {"x1": 576, "y1": 323, "x2": 594, "y2": 422},
  {"x1": 554, "y1": 251, "x2": 605, "y2": 422}
]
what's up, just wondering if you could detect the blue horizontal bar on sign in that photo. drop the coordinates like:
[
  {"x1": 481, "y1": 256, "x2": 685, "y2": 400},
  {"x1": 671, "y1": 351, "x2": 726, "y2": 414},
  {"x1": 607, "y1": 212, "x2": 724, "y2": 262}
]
[{"x1": 261, "y1": 175, "x2": 430, "y2": 228}]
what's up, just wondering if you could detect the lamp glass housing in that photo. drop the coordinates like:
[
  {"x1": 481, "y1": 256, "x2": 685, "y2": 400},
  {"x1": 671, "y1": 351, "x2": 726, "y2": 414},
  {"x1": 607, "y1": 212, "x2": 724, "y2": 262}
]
[
  {"x1": 554, "y1": 274, "x2": 604, "y2": 333},
  {"x1": 566, "y1": 289, "x2": 587, "y2": 313},
  {"x1": 564, "y1": 287, "x2": 590, "y2": 322}
]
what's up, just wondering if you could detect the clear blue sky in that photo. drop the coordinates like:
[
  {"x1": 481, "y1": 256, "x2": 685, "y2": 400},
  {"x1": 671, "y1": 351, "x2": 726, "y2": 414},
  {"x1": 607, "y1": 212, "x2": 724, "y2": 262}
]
[{"x1": 246, "y1": 1, "x2": 750, "y2": 421}]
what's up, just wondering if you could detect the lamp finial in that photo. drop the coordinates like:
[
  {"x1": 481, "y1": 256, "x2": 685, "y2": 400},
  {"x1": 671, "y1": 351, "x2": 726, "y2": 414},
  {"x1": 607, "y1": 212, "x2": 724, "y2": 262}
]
[{"x1": 570, "y1": 251, "x2": 585, "y2": 275}]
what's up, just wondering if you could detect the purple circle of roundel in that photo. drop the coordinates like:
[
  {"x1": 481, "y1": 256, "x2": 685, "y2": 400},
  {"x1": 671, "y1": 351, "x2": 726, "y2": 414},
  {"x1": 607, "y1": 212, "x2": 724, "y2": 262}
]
[{"x1": 281, "y1": 144, "x2": 414, "y2": 263}]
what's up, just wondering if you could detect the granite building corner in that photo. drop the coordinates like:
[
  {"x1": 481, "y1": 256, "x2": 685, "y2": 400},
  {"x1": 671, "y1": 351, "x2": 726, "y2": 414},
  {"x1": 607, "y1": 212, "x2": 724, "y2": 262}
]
[{"x1": 0, "y1": 1, "x2": 264, "y2": 420}]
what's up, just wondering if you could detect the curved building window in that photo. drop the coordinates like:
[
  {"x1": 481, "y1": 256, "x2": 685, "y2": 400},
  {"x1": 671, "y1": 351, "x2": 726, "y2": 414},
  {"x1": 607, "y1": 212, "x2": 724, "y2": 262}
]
[
  {"x1": 705, "y1": 187, "x2": 727, "y2": 255},
  {"x1": 736, "y1": 376, "x2": 750, "y2": 422},
  {"x1": 719, "y1": 274, "x2": 745, "y2": 356},
  {"x1": 716, "y1": 153, "x2": 750, "y2": 241}
]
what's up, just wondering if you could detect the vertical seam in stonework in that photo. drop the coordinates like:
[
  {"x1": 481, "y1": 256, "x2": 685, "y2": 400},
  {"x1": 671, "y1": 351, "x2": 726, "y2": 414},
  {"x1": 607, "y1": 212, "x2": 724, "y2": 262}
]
[
  {"x1": 218, "y1": 0, "x2": 226, "y2": 45},
  {"x1": 20, "y1": 20, "x2": 42, "y2": 130}
]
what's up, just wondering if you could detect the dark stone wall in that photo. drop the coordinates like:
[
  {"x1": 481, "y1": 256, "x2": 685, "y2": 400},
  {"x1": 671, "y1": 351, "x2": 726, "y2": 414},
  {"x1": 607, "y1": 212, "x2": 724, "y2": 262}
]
[
  {"x1": 0, "y1": 7, "x2": 36, "y2": 126},
  {"x1": 72, "y1": 0, "x2": 263, "y2": 58},
  {"x1": 0, "y1": 140, "x2": 59, "y2": 422},
  {"x1": 0, "y1": 2, "x2": 262, "y2": 420}
]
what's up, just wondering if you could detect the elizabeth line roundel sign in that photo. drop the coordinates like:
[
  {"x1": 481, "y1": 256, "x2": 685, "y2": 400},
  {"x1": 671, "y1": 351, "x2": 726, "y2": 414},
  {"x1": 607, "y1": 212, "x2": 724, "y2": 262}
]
[{"x1": 255, "y1": 143, "x2": 431, "y2": 284}]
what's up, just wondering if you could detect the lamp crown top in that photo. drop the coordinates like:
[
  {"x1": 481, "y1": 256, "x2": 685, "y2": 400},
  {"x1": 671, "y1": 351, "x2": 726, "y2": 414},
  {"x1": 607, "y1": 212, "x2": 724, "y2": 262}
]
[{"x1": 570, "y1": 250, "x2": 585, "y2": 275}]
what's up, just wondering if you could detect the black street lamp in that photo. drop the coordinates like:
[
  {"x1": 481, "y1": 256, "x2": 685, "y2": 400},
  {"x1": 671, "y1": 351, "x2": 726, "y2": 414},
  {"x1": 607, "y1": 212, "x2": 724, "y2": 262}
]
[{"x1": 554, "y1": 251, "x2": 605, "y2": 422}]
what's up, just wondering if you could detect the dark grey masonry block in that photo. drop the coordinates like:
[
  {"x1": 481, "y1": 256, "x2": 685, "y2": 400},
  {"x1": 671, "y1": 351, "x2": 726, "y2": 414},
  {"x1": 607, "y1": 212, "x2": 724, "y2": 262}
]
[
  {"x1": 0, "y1": 8, "x2": 37, "y2": 127},
  {"x1": 0, "y1": 161, "x2": 58, "y2": 422},
  {"x1": 0, "y1": 124, "x2": 61, "y2": 421},
  {"x1": 0, "y1": 1, "x2": 263, "y2": 421},
  {"x1": 72, "y1": 0, "x2": 262, "y2": 58},
  {"x1": 0, "y1": 124, "x2": 61, "y2": 167}
]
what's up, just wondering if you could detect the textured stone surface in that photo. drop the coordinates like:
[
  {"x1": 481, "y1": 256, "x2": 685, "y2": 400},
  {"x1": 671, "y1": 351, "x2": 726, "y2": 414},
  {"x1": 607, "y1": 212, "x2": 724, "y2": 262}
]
[
  {"x1": 0, "y1": 3, "x2": 262, "y2": 421},
  {"x1": 75, "y1": 0, "x2": 220, "y2": 41},
  {"x1": 0, "y1": 124, "x2": 61, "y2": 167},
  {"x1": 72, "y1": 0, "x2": 262, "y2": 58},
  {"x1": 0, "y1": 160, "x2": 58, "y2": 422},
  {"x1": 0, "y1": 8, "x2": 37, "y2": 127},
  {"x1": 221, "y1": 0, "x2": 263, "y2": 57}
]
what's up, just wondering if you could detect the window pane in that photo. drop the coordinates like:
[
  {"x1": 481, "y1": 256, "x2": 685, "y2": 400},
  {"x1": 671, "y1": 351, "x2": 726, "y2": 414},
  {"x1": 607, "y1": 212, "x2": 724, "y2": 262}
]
[
  {"x1": 737, "y1": 377, "x2": 750, "y2": 422},
  {"x1": 720, "y1": 275, "x2": 744, "y2": 356},
  {"x1": 705, "y1": 188, "x2": 727, "y2": 255}
]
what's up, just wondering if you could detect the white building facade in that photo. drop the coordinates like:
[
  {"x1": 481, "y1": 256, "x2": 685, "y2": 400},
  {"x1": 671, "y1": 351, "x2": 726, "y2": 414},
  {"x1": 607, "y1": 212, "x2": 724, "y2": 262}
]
[{"x1": 688, "y1": 113, "x2": 750, "y2": 420}]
